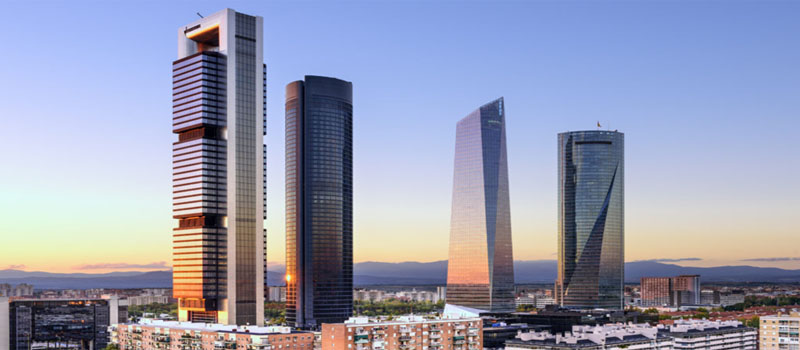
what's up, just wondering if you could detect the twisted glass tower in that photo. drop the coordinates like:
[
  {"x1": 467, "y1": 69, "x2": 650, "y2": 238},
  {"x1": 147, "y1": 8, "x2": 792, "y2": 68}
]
[
  {"x1": 446, "y1": 97, "x2": 515, "y2": 312},
  {"x1": 285, "y1": 76, "x2": 353, "y2": 329},
  {"x1": 555, "y1": 130, "x2": 624, "y2": 309}
]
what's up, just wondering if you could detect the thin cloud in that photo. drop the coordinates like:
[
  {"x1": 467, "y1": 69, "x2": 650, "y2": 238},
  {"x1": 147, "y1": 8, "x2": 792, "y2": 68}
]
[
  {"x1": 74, "y1": 261, "x2": 169, "y2": 270},
  {"x1": 6, "y1": 264, "x2": 26, "y2": 269},
  {"x1": 636, "y1": 258, "x2": 703, "y2": 263},
  {"x1": 741, "y1": 257, "x2": 800, "y2": 262}
]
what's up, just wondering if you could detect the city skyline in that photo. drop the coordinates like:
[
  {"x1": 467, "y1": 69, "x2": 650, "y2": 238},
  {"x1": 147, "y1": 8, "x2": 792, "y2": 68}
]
[{"x1": 1, "y1": 1, "x2": 799, "y2": 273}]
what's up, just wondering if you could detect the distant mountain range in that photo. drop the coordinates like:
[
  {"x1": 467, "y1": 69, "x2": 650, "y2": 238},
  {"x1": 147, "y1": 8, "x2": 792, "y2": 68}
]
[{"x1": 3, "y1": 261, "x2": 800, "y2": 290}]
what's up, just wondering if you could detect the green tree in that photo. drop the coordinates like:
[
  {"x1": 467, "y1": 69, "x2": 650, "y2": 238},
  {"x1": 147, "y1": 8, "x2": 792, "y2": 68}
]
[{"x1": 744, "y1": 316, "x2": 760, "y2": 328}]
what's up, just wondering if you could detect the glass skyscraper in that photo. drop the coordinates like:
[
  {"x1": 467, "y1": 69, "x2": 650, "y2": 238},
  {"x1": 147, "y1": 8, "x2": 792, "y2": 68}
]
[
  {"x1": 172, "y1": 8, "x2": 266, "y2": 325},
  {"x1": 555, "y1": 130, "x2": 624, "y2": 309},
  {"x1": 285, "y1": 76, "x2": 353, "y2": 329},
  {"x1": 446, "y1": 97, "x2": 515, "y2": 312}
]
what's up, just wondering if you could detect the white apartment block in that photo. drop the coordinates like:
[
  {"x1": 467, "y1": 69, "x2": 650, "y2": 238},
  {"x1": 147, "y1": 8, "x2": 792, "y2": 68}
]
[
  {"x1": 663, "y1": 319, "x2": 756, "y2": 350},
  {"x1": 505, "y1": 320, "x2": 756, "y2": 350},
  {"x1": 507, "y1": 324, "x2": 673, "y2": 350}
]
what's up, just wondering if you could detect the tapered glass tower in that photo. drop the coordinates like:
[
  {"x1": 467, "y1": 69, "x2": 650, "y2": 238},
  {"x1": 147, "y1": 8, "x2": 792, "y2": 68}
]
[
  {"x1": 172, "y1": 8, "x2": 266, "y2": 325},
  {"x1": 285, "y1": 76, "x2": 353, "y2": 329},
  {"x1": 446, "y1": 97, "x2": 515, "y2": 312},
  {"x1": 555, "y1": 130, "x2": 624, "y2": 309}
]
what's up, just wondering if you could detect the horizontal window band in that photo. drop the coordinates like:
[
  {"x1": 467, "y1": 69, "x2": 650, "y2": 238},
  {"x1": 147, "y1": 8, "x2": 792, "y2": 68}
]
[{"x1": 575, "y1": 141, "x2": 613, "y2": 145}]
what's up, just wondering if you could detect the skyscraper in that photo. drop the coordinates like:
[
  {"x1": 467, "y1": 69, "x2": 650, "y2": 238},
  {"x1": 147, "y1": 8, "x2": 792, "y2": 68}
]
[
  {"x1": 172, "y1": 8, "x2": 266, "y2": 325},
  {"x1": 285, "y1": 76, "x2": 353, "y2": 328},
  {"x1": 446, "y1": 97, "x2": 515, "y2": 312},
  {"x1": 555, "y1": 130, "x2": 624, "y2": 309}
]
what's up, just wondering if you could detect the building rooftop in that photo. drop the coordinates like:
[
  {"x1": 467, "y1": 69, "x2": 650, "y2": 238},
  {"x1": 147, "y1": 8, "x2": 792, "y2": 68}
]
[
  {"x1": 508, "y1": 323, "x2": 670, "y2": 348},
  {"x1": 657, "y1": 319, "x2": 754, "y2": 336},
  {"x1": 118, "y1": 319, "x2": 305, "y2": 335}
]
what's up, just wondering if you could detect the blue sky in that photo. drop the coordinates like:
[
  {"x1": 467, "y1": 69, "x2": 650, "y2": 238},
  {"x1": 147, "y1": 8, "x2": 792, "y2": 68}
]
[{"x1": 0, "y1": 0, "x2": 798, "y2": 272}]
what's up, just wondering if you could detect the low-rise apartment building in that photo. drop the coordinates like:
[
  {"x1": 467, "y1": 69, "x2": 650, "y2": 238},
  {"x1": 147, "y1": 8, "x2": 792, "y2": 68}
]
[
  {"x1": 504, "y1": 319, "x2": 756, "y2": 350},
  {"x1": 321, "y1": 315, "x2": 482, "y2": 350},
  {"x1": 506, "y1": 324, "x2": 674, "y2": 350},
  {"x1": 110, "y1": 319, "x2": 315, "y2": 350},
  {"x1": 661, "y1": 319, "x2": 756, "y2": 350},
  {"x1": 760, "y1": 311, "x2": 800, "y2": 350}
]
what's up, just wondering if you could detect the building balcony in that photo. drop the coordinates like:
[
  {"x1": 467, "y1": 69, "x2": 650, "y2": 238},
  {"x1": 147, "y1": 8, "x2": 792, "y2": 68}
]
[{"x1": 399, "y1": 336, "x2": 412, "y2": 342}]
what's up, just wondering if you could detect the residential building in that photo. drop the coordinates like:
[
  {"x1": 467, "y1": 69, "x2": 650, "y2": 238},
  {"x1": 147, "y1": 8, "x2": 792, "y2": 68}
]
[
  {"x1": 759, "y1": 311, "x2": 800, "y2": 350},
  {"x1": 535, "y1": 297, "x2": 556, "y2": 309},
  {"x1": 505, "y1": 320, "x2": 755, "y2": 350},
  {"x1": 285, "y1": 76, "x2": 354, "y2": 328},
  {"x1": 506, "y1": 324, "x2": 673, "y2": 350},
  {"x1": 446, "y1": 97, "x2": 515, "y2": 312},
  {"x1": 110, "y1": 319, "x2": 315, "y2": 350},
  {"x1": 641, "y1": 275, "x2": 701, "y2": 307},
  {"x1": 555, "y1": 130, "x2": 625, "y2": 309},
  {"x1": 670, "y1": 275, "x2": 701, "y2": 306},
  {"x1": 700, "y1": 290, "x2": 718, "y2": 305},
  {"x1": 321, "y1": 315, "x2": 483, "y2": 350},
  {"x1": 718, "y1": 292, "x2": 745, "y2": 307},
  {"x1": 516, "y1": 295, "x2": 535, "y2": 307},
  {"x1": 0, "y1": 284, "x2": 33, "y2": 297},
  {"x1": 127, "y1": 295, "x2": 171, "y2": 306},
  {"x1": 641, "y1": 278, "x2": 672, "y2": 307},
  {"x1": 172, "y1": 8, "x2": 267, "y2": 325},
  {"x1": 354, "y1": 290, "x2": 386, "y2": 303},
  {"x1": 437, "y1": 287, "x2": 447, "y2": 303},
  {"x1": 268, "y1": 286, "x2": 287, "y2": 302},
  {"x1": 396, "y1": 290, "x2": 439, "y2": 303},
  {"x1": 661, "y1": 319, "x2": 756, "y2": 350},
  {"x1": 1, "y1": 297, "x2": 121, "y2": 350}
]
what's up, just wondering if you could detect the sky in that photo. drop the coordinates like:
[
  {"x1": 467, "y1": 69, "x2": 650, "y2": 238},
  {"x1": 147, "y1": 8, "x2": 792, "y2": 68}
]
[{"x1": 0, "y1": 0, "x2": 798, "y2": 273}]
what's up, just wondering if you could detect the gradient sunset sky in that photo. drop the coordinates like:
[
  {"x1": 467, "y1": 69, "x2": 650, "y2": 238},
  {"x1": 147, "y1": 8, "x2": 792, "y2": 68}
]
[{"x1": 1, "y1": 1, "x2": 798, "y2": 273}]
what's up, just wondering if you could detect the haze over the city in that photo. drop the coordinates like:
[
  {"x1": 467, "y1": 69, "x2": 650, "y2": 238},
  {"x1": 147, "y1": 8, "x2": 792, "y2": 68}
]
[{"x1": 1, "y1": 0, "x2": 798, "y2": 273}]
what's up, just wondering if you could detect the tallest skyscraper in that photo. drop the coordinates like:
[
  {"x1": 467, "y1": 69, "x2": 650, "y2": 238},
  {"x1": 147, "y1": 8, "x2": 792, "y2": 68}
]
[
  {"x1": 171, "y1": 9, "x2": 266, "y2": 325},
  {"x1": 446, "y1": 97, "x2": 515, "y2": 312}
]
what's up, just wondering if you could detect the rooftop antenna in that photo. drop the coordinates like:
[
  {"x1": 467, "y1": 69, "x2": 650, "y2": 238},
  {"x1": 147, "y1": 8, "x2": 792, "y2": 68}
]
[{"x1": 197, "y1": 12, "x2": 204, "y2": 18}]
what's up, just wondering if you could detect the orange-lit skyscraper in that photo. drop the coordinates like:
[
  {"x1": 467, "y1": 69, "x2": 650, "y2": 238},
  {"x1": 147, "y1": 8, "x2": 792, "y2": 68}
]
[
  {"x1": 171, "y1": 8, "x2": 266, "y2": 325},
  {"x1": 446, "y1": 98, "x2": 515, "y2": 312}
]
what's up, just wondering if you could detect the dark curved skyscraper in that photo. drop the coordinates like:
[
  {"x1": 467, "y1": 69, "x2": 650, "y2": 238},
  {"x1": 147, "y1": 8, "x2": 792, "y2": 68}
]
[
  {"x1": 446, "y1": 97, "x2": 515, "y2": 312},
  {"x1": 555, "y1": 130, "x2": 624, "y2": 309},
  {"x1": 285, "y1": 76, "x2": 353, "y2": 328}
]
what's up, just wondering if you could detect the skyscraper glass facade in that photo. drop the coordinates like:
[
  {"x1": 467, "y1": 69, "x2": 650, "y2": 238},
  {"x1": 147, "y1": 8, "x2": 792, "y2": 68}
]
[
  {"x1": 555, "y1": 130, "x2": 624, "y2": 309},
  {"x1": 285, "y1": 76, "x2": 353, "y2": 328},
  {"x1": 446, "y1": 97, "x2": 515, "y2": 312},
  {"x1": 172, "y1": 8, "x2": 265, "y2": 325}
]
